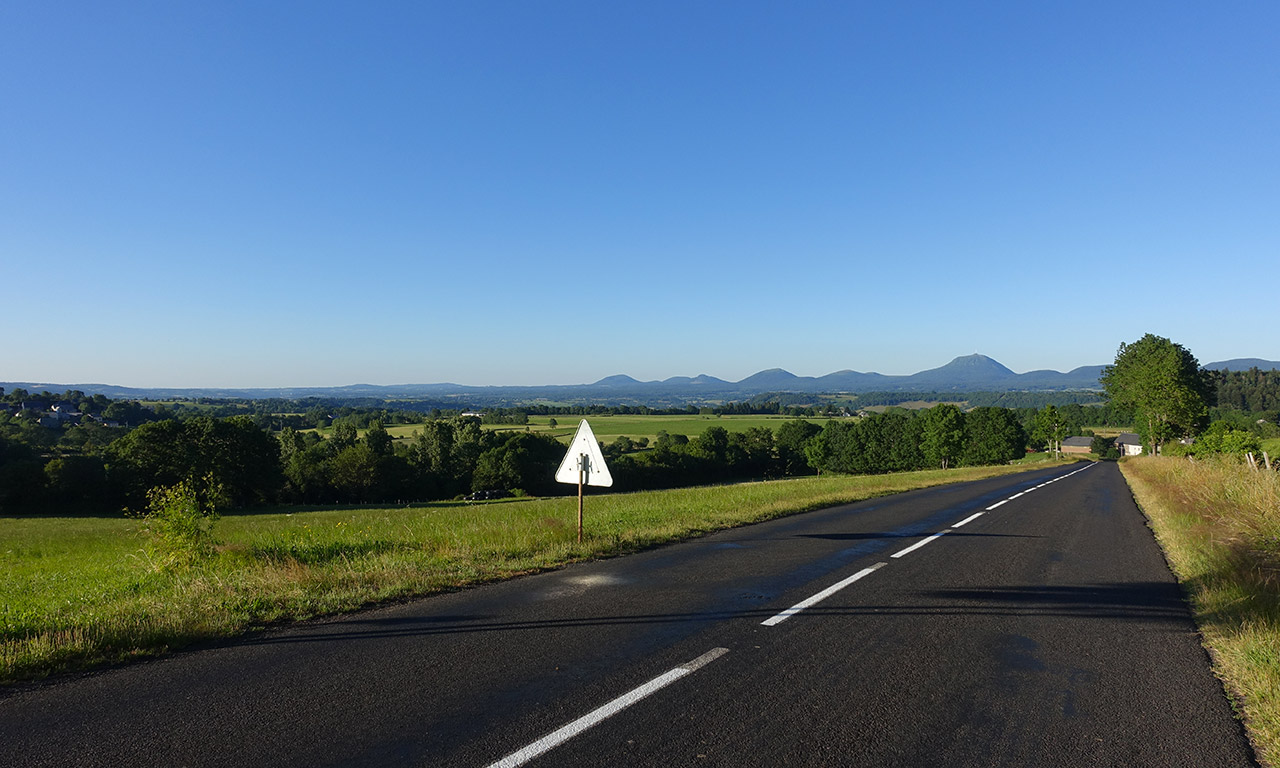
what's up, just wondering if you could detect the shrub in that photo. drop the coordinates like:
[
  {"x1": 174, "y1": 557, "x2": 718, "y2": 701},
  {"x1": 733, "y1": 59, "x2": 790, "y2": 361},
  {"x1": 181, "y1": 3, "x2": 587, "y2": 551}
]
[{"x1": 135, "y1": 477, "x2": 221, "y2": 570}]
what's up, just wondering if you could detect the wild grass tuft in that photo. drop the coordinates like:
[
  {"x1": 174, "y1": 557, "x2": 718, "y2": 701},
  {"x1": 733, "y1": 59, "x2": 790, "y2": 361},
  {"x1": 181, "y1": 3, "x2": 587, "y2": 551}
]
[{"x1": 1121, "y1": 456, "x2": 1280, "y2": 767}]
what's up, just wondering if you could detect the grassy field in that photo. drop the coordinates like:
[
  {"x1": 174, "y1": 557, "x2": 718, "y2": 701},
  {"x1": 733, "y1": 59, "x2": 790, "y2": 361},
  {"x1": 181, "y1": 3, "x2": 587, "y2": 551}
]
[
  {"x1": 364, "y1": 414, "x2": 848, "y2": 445},
  {"x1": 1120, "y1": 456, "x2": 1280, "y2": 767},
  {"x1": 1, "y1": 457, "x2": 1074, "y2": 684},
  {"x1": 1081, "y1": 426, "x2": 1129, "y2": 438}
]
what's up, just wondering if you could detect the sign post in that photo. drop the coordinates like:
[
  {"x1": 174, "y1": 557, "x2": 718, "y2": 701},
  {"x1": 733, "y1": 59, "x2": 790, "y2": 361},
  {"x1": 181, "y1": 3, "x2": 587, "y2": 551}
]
[{"x1": 554, "y1": 420, "x2": 613, "y2": 542}]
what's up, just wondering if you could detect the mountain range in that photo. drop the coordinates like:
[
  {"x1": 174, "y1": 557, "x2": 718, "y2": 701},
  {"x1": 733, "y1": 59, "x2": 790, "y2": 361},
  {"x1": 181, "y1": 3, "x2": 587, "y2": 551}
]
[{"x1": 4, "y1": 354, "x2": 1277, "y2": 406}]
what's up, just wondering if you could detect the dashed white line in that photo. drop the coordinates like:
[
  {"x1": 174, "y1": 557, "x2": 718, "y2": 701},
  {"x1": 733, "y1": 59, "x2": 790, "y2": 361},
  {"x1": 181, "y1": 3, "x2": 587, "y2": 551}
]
[
  {"x1": 487, "y1": 647, "x2": 730, "y2": 768},
  {"x1": 891, "y1": 529, "x2": 953, "y2": 559},
  {"x1": 491, "y1": 464, "x2": 1097, "y2": 765},
  {"x1": 761, "y1": 562, "x2": 887, "y2": 626}
]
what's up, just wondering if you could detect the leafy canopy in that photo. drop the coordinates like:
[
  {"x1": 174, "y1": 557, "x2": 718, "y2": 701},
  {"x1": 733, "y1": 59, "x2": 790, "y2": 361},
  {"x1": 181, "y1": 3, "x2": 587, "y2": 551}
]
[{"x1": 1100, "y1": 334, "x2": 1213, "y2": 453}]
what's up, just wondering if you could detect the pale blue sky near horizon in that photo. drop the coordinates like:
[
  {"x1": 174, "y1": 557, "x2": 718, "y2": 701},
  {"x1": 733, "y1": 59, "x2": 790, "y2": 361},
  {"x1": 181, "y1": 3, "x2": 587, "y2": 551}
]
[{"x1": 4, "y1": 2, "x2": 1277, "y2": 388}]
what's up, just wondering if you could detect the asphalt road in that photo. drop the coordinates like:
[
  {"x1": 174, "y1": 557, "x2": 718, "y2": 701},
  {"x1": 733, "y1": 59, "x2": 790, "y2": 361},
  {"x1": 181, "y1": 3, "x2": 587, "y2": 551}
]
[{"x1": 1, "y1": 462, "x2": 1257, "y2": 767}]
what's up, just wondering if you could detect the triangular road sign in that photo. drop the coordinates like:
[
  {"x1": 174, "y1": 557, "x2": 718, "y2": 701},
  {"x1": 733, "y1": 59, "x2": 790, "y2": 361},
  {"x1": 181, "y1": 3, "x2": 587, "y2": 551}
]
[{"x1": 555, "y1": 420, "x2": 613, "y2": 487}]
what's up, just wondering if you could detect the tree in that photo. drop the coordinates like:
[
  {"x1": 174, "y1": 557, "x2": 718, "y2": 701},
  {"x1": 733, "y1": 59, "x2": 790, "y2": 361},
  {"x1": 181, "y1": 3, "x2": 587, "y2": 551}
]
[
  {"x1": 329, "y1": 420, "x2": 358, "y2": 451},
  {"x1": 106, "y1": 416, "x2": 281, "y2": 508},
  {"x1": 1100, "y1": 334, "x2": 1214, "y2": 455},
  {"x1": 921, "y1": 404, "x2": 965, "y2": 469},
  {"x1": 959, "y1": 407, "x2": 1027, "y2": 467},
  {"x1": 364, "y1": 422, "x2": 393, "y2": 457},
  {"x1": 691, "y1": 426, "x2": 730, "y2": 466},
  {"x1": 775, "y1": 419, "x2": 821, "y2": 475},
  {"x1": 1187, "y1": 422, "x2": 1263, "y2": 458},
  {"x1": 1032, "y1": 405, "x2": 1069, "y2": 457},
  {"x1": 1090, "y1": 435, "x2": 1121, "y2": 460}
]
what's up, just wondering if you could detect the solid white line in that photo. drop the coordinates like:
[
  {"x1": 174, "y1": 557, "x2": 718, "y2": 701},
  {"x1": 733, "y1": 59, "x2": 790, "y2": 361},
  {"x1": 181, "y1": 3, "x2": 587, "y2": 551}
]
[
  {"x1": 952, "y1": 512, "x2": 984, "y2": 528},
  {"x1": 761, "y1": 563, "x2": 887, "y2": 626},
  {"x1": 487, "y1": 648, "x2": 730, "y2": 768},
  {"x1": 891, "y1": 529, "x2": 953, "y2": 559}
]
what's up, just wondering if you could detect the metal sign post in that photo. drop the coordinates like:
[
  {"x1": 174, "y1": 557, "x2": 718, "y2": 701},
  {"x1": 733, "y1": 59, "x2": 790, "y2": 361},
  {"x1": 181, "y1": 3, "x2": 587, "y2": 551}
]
[
  {"x1": 555, "y1": 420, "x2": 613, "y2": 543},
  {"x1": 576, "y1": 453, "x2": 586, "y2": 542}
]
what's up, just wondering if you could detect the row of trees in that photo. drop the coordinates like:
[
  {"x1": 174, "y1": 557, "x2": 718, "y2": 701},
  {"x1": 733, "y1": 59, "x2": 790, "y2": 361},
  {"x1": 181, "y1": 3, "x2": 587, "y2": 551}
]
[
  {"x1": 3, "y1": 403, "x2": 1054, "y2": 514},
  {"x1": 603, "y1": 405, "x2": 1032, "y2": 492},
  {"x1": 1213, "y1": 368, "x2": 1280, "y2": 413},
  {"x1": 6, "y1": 334, "x2": 1270, "y2": 515}
]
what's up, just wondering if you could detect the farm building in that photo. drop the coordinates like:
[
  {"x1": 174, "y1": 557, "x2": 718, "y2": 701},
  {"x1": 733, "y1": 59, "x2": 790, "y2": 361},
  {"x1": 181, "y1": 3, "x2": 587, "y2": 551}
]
[
  {"x1": 1061, "y1": 436, "x2": 1094, "y2": 454},
  {"x1": 1114, "y1": 433, "x2": 1144, "y2": 456}
]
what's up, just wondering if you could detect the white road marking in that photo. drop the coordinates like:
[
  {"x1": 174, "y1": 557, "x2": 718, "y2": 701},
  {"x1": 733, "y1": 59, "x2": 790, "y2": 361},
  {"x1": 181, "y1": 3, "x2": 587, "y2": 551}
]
[
  {"x1": 487, "y1": 647, "x2": 730, "y2": 768},
  {"x1": 761, "y1": 562, "x2": 887, "y2": 626},
  {"x1": 891, "y1": 529, "x2": 953, "y2": 559},
  {"x1": 492, "y1": 464, "x2": 1097, "y2": 766}
]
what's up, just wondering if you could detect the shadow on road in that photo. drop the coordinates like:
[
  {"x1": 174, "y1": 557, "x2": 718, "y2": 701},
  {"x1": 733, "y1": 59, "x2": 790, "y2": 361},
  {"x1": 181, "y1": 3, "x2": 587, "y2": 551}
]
[{"x1": 240, "y1": 581, "x2": 1191, "y2": 647}]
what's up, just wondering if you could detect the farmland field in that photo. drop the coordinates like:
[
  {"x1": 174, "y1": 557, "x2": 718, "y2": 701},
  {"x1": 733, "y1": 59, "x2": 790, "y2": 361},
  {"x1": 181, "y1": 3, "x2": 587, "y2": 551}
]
[{"x1": 378, "y1": 414, "x2": 850, "y2": 444}]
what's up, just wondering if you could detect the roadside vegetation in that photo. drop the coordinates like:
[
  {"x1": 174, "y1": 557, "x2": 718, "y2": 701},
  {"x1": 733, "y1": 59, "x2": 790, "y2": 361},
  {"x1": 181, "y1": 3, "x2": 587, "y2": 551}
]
[
  {"x1": 1121, "y1": 456, "x2": 1280, "y2": 767},
  {"x1": 0, "y1": 458, "x2": 1072, "y2": 684}
]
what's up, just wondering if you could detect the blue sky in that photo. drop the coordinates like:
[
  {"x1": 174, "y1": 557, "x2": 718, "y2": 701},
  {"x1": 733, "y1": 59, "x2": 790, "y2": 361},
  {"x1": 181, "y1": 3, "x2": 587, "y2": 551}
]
[{"x1": 4, "y1": 2, "x2": 1277, "y2": 387}]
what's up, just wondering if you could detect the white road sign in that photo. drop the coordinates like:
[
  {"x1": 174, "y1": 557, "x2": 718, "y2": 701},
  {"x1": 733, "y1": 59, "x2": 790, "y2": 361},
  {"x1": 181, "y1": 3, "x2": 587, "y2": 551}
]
[{"x1": 555, "y1": 420, "x2": 613, "y2": 487}]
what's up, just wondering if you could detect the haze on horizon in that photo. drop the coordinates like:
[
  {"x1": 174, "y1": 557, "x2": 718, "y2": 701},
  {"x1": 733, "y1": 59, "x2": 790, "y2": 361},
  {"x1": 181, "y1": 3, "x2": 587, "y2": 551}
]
[{"x1": 4, "y1": 3, "x2": 1277, "y2": 389}]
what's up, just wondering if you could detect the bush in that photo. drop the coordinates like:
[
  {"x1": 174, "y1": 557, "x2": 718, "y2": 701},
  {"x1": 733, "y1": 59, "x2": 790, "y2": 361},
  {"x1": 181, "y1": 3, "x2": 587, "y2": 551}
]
[
  {"x1": 1091, "y1": 435, "x2": 1121, "y2": 460},
  {"x1": 135, "y1": 477, "x2": 221, "y2": 570}
]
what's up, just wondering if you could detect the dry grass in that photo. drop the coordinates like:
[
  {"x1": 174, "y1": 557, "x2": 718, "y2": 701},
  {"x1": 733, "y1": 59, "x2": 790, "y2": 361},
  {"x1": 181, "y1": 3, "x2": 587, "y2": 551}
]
[{"x1": 1121, "y1": 456, "x2": 1280, "y2": 766}]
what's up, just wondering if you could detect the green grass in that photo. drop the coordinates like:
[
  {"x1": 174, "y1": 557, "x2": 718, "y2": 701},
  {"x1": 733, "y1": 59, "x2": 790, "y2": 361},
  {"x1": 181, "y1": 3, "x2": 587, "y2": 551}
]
[
  {"x1": 1121, "y1": 456, "x2": 1280, "y2": 767},
  {"x1": 1, "y1": 458, "x2": 1073, "y2": 684},
  {"x1": 369, "y1": 414, "x2": 849, "y2": 445}
]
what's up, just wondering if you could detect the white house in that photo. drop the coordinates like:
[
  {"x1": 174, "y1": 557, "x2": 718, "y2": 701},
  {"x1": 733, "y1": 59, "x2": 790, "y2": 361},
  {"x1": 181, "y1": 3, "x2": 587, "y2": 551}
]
[{"x1": 1114, "y1": 433, "x2": 1144, "y2": 456}]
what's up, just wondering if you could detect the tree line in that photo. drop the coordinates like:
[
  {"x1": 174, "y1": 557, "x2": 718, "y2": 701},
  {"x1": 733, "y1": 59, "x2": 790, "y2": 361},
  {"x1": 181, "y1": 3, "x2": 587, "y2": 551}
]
[
  {"x1": 3, "y1": 406, "x2": 1053, "y2": 515},
  {"x1": 5, "y1": 352, "x2": 1277, "y2": 516}
]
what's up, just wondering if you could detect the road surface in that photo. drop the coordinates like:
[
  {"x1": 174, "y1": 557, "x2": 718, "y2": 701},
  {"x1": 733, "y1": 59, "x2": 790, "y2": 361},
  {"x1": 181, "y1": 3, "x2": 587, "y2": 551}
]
[{"x1": 0, "y1": 462, "x2": 1257, "y2": 766}]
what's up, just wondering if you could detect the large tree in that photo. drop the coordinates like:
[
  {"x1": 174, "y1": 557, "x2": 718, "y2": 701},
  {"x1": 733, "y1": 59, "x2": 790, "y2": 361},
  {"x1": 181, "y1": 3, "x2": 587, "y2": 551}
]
[
  {"x1": 1032, "y1": 405, "x2": 1070, "y2": 457},
  {"x1": 959, "y1": 407, "x2": 1027, "y2": 467},
  {"x1": 921, "y1": 404, "x2": 965, "y2": 469},
  {"x1": 1099, "y1": 334, "x2": 1213, "y2": 455}
]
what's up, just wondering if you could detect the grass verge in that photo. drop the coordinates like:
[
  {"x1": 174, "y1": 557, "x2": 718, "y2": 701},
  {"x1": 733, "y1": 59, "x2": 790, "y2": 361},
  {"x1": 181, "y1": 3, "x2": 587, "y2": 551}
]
[
  {"x1": 2, "y1": 459, "x2": 1071, "y2": 685},
  {"x1": 1120, "y1": 456, "x2": 1280, "y2": 767}
]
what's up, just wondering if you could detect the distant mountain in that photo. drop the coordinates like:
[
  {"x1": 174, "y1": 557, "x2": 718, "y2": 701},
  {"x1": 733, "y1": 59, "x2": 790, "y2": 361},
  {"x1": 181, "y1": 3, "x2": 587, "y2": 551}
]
[
  {"x1": 1206, "y1": 358, "x2": 1280, "y2": 371},
  {"x1": 905, "y1": 354, "x2": 1017, "y2": 389},
  {"x1": 660, "y1": 374, "x2": 731, "y2": 386},
  {"x1": 593, "y1": 375, "x2": 644, "y2": 387},
  {"x1": 10, "y1": 352, "x2": 1270, "y2": 406},
  {"x1": 736, "y1": 368, "x2": 804, "y2": 389}
]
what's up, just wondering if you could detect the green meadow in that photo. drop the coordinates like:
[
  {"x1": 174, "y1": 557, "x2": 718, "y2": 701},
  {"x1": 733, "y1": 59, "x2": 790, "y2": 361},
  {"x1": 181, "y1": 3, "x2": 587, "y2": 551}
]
[
  {"x1": 489, "y1": 414, "x2": 843, "y2": 443},
  {"x1": 2, "y1": 458, "x2": 1066, "y2": 684},
  {"x1": 374, "y1": 414, "x2": 848, "y2": 444}
]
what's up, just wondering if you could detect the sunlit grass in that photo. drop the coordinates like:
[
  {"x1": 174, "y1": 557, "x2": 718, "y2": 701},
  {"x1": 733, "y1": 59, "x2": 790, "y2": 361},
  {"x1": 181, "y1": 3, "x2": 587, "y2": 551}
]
[
  {"x1": 2, "y1": 459, "x2": 1072, "y2": 683},
  {"x1": 1121, "y1": 456, "x2": 1280, "y2": 767}
]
